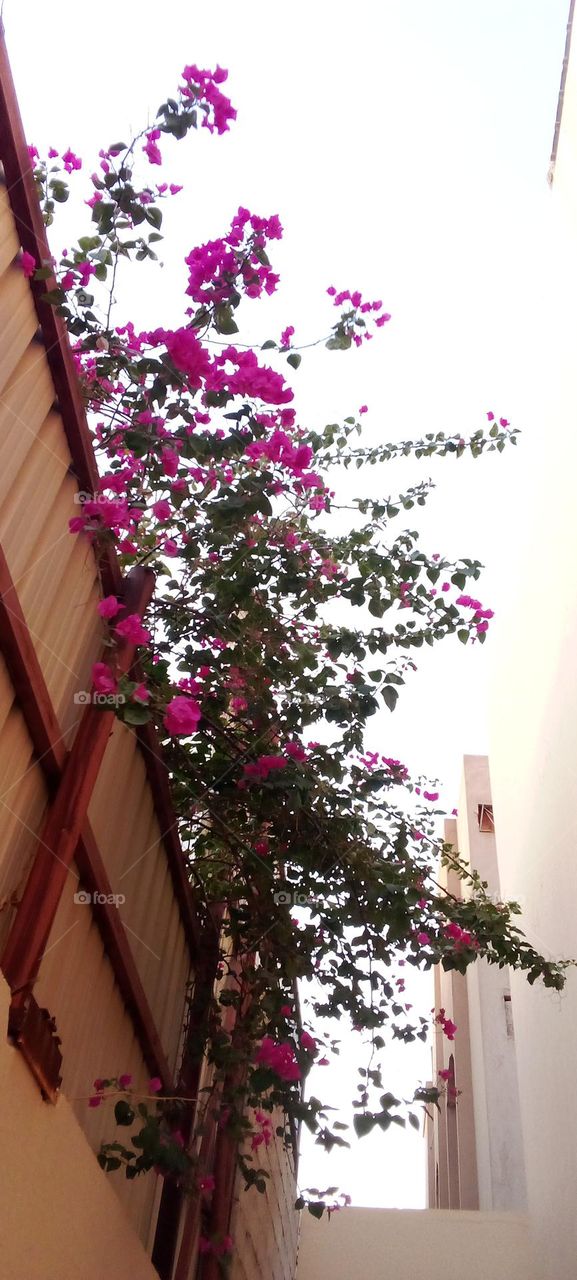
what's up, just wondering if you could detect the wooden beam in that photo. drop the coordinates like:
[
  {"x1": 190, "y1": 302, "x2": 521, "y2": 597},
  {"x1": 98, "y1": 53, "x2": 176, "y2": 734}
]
[
  {"x1": 0, "y1": 544, "x2": 64, "y2": 786},
  {"x1": 1, "y1": 566, "x2": 154, "y2": 996},
  {"x1": 0, "y1": 555, "x2": 174, "y2": 1082}
]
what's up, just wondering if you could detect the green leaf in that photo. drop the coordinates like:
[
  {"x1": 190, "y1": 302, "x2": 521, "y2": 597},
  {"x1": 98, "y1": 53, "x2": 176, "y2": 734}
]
[
  {"x1": 287, "y1": 352, "x2": 301, "y2": 370},
  {"x1": 353, "y1": 1112, "x2": 376, "y2": 1137},
  {"x1": 382, "y1": 686, "x2": 398, "y2": 712},
  {"x1": 214, "y1": 304, "x2": 239, "y2": 336},
  {"x1": 122, "y1": 705, "x2": 152, "y2": 726},
  {"x1": 307, "y1": 1202, "x2": 325, "y2": 1219},
  {"x1": 145, "y1": 206, "x2": 163, "y2": 231},
  {"x1": 41, "y1": 288, "x2": 65, "y2": 306},
  {"x1": 114, "y1": 1100, "x2": 135, "y2": 1127},
  {"x1": 409, "y1": 1113, "x2": 421, "y2": 1131}
]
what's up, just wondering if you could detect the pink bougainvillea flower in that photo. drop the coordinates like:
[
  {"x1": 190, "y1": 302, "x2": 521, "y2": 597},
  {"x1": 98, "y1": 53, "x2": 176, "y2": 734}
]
[
  {"x1": 97, "y1": 595, "x2": 121, "y2": 619},
  {"x1": 118, "y1": 1073, "x2": 132, "y2": 1089},
  {"x1": 435, "y1": 1009, "x2": 457, "y2": 1040},
  {"x1": 416, "y1": 931, "x2": 430, "y2": 945},
  {"x1": 92, "y1": 662, "x2": 117, "y2": 694},
  {"x1": 148, "y1": 1076, "x2": 162, "y2": 1093},
  {"x1": 163, "y1": 539, "x2": 179, "y2": 557},
  {"x1": 163, "y1": 696, "x2": 202, "y2": 737},
  {"x1": 199, "y1": 1174, "x2": 215, "y2": 1192},
  {"x1": 114, "y1": 614, "x2": 152, "y2": 646},
  {"x1": 62, "y1": 148, "x2": 82, "y2": 172},
  {"x1": 242, "y1": 754, "x2": 287, "y2": 783},
  {"x1": 280, "y1": 1005, "x2": 292, "y2": 1016},
  {"x1": 93, "y1": 1078, "x2": 105, "y2": 1091},
  {"x1": 20, "y1": 251, "x2": 36, "y2": 278},
  {"x1": 438, "y1": 1068, "x2": 452, "y2": 1081},
  {"x1": 423, "y1": 791, "x2": 439, "y2": 802},
  {"x1": 152, "y1": 499, "x2": 172, "y2": 521},
  {"x1": 88, "y1": 1094, "x2": 103, "y2": 1108},
  {"x1": 132, "y1": 683, "x2": 150, "y2": 704},
  {"x1": 166, "y1": 328, "x2": 212, "y2": 389},
  {"x1": 300, "y1": 1031, "x2": 317, "y2": 1053},
  {"x1": 254, "y1": 1036, "x2": 301, "y2": 1082},
  {"x1": 143, "y1": 130, "x2": 162, "y2": 165}
]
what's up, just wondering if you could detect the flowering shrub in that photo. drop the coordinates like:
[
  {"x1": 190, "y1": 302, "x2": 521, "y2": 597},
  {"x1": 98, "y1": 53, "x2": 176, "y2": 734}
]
[{"x1": 26, "y1": 56, "x2": 570, "y2": 1226}]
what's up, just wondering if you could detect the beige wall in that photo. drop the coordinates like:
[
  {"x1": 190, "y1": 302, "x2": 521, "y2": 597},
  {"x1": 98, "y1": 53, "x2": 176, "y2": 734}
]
[
  {"x1": 296, "y1": 1207, "x2": 539, "y2": 1280},
  {"x1": 0, "y1": 974, "x2": 158, "y2": 1280}
]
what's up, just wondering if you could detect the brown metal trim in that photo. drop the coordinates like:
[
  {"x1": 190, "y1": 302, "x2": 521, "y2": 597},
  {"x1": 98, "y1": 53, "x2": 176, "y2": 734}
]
[
  {"x1": 549, "y1": 0, "x2": 576, "y2": 178},
  {"x1": 1, "y1": 567, "x2": 154, "y2": 997}
]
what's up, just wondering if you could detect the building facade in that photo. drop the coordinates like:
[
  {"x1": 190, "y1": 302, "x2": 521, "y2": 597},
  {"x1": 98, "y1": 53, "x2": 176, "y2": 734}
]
[{"x1": 426, "y1": 757, "x2": 527, "y2": 1215}]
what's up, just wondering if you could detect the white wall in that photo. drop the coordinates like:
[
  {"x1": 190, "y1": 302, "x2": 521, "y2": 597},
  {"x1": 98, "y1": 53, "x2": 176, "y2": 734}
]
[
  {"x1": 296, "y1": 1207, "x2": 539, "y2": 1280},
  {"x1": 458, "y1": 758, "x2": 527, "y2": 1211},
  {"x1": 489, "y1": 15, "x2": 577, "y2": 1279}
]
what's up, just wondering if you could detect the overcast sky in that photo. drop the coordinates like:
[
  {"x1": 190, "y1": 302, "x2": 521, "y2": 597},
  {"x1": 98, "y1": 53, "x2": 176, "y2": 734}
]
[{"x1": 2, "y1": 0, "x2": 571, "y2": 1208}]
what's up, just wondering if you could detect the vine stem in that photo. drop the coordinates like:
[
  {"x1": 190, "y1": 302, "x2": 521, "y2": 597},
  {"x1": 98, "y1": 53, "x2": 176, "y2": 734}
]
[{"x1": 74, "y1": 1089, "x2": 199, "y2": 1103}]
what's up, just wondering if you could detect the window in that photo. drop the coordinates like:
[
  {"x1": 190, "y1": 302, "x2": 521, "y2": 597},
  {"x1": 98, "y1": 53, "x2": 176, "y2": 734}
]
[{"x1": 477, "y1": 803, "x2": 494, "y2": 833}]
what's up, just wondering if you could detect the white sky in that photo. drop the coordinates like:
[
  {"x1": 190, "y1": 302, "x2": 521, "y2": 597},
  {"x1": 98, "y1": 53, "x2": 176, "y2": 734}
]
[{"x1": 3, "y1": 0, "x2": 571, "y2": 1209}]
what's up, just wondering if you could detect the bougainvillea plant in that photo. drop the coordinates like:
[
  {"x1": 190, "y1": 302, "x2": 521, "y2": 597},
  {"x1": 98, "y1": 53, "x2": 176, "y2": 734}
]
[{"x1": 25, "y1": 60, "x2": 569, "y2": 1225}]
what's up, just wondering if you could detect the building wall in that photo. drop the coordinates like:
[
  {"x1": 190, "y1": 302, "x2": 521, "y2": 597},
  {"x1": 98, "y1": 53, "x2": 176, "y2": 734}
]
[
  {"x1": 456, "y1": 758, "x2": 527, "y2": 1212},
  {"x1": 488, "y1": 10, "x2": 577, "y2": 1279},
  {"x1": 296, "y1": 1207, "x2": 538, "y2": 1280},
  {"x1": 230, "y1": 1130, "x2": 300, "y2": 1280},
  {"x1": 0, "y1": 974, "x2": 159, "y2": 1280},
  {"x1": 427, "y1": 758, "x2": 526, "y2": 1214}
]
